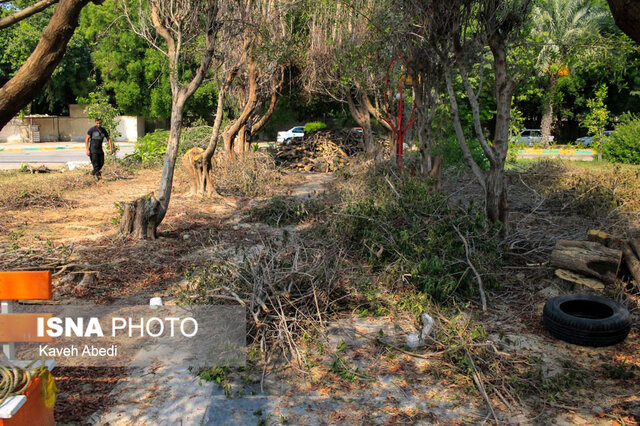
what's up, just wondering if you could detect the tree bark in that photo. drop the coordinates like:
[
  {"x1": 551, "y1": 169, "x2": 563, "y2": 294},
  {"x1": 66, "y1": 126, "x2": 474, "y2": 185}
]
[
  {"x1": 550, "y1": 240, "x2": 622, "y2": 284},
  {"x1": 222, "y1": 59, "x2": 258, "y2": 159},
  {"x1": 443, "y1": 66, "x2": 486, "y2": 191},
  {"x1": 347, "y1": 89, "x2": 379, "y2": 160},
  {"x1": 120, "y1": 0, "x2": 219, "y2": 238},
  {"x1": 487, "y1": 32, "x2": 515, "y2": 229},
  {"x1": 185, "y1": 70, "x2": 235, "y2": 197},
  {"x1": 413, "y1": 76, "x2": 437, "y2": 175},
  {"x1": 119, "y1": 195, "x2": 160, "y2": 240},
  {"x1": 0, "y1": 0, "x2": 98, "y2": 129},
  {"x1": 606, "y1": 0, "x2": 640, "y2": 44},
  {"x1": 485, "y1": 161, "x2": 508, "y2": 225},
  {"x1": 540, "y1": 74, "x2": 557, "y2": 147},
  {"x1": 0, "y1": 0, "x2": 60, "y2": 30}
]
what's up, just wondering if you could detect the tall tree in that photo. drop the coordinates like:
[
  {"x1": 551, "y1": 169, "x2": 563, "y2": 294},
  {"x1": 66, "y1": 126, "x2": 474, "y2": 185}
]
[
  {"x1": 302, "y1": 0, "x2": 396, "y2": 160},
  {"x1": 407, "y1": 0, "x2": 532, "y2": 228},
  {"x1": 532, "y1": 0, "x2": 606, "y2": 145},
  {"x1": 119, "y1": 0, "x2": 220, "y2": 239},
  {"x1": 184, "y1": 0, "x2": 292, "y2": 197},
  {"x1": 0, "y1": 0, "x2": 103, "y2": 128}
]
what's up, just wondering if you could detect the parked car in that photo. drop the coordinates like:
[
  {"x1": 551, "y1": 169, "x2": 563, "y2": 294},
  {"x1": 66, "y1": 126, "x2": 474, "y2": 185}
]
[
  {"x1": 514, "y1": 129, "x2": 554, "y2": 147},
  {"x1": 576, "y1": 130, "x2": 613, "y2": 147},
  {"x1": 277, "y1": 126, "x2": 305, "y2": 144}
]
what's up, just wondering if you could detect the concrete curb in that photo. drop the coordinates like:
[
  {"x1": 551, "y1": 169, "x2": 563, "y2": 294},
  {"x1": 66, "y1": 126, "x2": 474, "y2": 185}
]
[{"x1": 0, "y1": 143, "x2": 134, "y2": 152}]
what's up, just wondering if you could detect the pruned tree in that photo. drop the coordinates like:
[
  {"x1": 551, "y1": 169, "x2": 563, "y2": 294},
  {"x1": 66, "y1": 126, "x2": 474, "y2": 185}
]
[
  {"x1": 120, "y1": 0, "x2": 220, "y2": 238},
  {"x1": 183, "y1": 0, "x2": 292, "y2": 197},
  {"x1": 0, "y1": 0, "x2": 104, "y2": 129},
  {"x1": 302, "y1": 0, "x2": 396, "y2": 160}
]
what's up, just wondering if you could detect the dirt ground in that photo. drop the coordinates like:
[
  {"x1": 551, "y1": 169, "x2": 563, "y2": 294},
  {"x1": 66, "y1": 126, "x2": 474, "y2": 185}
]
[{"x1": 1, "y1": 160, "x2": 639, "y2": 425}]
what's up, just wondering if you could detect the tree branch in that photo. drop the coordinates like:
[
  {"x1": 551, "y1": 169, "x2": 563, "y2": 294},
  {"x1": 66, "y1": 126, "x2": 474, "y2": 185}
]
[{"x1": 0, "y1": 0, "x2": 59, "y2": 30}]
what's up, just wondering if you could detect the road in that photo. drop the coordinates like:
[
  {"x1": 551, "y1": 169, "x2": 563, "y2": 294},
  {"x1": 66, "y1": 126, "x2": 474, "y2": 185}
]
[{"x1": 0, "y1": 146, "x2": 134, "y2": 168}]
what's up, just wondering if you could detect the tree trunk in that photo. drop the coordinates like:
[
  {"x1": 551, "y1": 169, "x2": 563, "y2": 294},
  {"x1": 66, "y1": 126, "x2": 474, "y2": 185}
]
[
  {"x1": 222, "y1": 59, "x2": 258, "y2": 159},
  {"x1": 413, "y1": 78, "x2": 437, "y2": 176},
  {"x1": 487, "y1": 32, "x2": 516, "y2": 229},
  {"x1": 550, "y1": 240, "x2": 622, "y2": 284},
  {"x1": 540, "y1": 74, "x2": 557, "y2": 147},
  {"x1": 443, "y1": 66, "x2": 486, "y2": 190},
  {"x1": 606, "y1": 0, "x2": 640, "y2": 44},
  {"x1": 347, "y1": 89, "x2": 379, "y2": 160},
  {"x1": 485, "y1": 161, "x2": 508, "y2": 226},
  {"x1": 0, "y1": 0, "x2": 94, "y2": 129},
  {"x1": 187, "y1": 71, "x2": 234, "y2": 197},
  {"x1": 156, "y1": 98, "x2": 186, "y2": 224}
]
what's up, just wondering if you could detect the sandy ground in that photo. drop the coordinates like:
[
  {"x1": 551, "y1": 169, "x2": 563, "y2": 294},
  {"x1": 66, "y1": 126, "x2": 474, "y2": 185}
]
[{"x1": 1, "y1": 163, "x2": 639, "y2": 425}]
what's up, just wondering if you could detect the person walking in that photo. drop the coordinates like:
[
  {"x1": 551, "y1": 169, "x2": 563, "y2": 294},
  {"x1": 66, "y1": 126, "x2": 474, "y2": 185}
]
[{"x1": 85, "y1": 118, "x2": 113, "y2": 179}]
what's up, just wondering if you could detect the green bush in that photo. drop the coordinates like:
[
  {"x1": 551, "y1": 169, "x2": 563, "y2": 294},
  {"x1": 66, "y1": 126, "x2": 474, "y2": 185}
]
[
  {"x1": 304, "y1": 121, "x2": 327, "y2": 133},
  {"x1": 128, "y1": 126, "x2": 215, "y2": 165},
  {"x1": 432, "y1": 135, "x2": 489, "y2": 171},
  {"x1": 603, "y1": 115, "x2": 640, "y2": 164},
  {"x1": 129, "y1": 130, "x2": 169, "y2": 165},
  {"x1": 332, "y1": 173, "x2": 500, "y2": 302},
  {"x1": 179, "y1": 125, "x2": 212, "y2": 155}
]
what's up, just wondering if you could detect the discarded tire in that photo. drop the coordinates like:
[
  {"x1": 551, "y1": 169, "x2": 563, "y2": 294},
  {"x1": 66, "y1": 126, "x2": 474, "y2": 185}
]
[{"x1": 543, "y1": 294, "x2": 631, "y2": 347}]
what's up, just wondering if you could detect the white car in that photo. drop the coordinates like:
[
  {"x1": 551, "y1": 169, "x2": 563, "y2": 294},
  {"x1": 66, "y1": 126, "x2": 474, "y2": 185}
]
[{"x1": 277, "y1": 126, "x2": 305, "y2": 144}]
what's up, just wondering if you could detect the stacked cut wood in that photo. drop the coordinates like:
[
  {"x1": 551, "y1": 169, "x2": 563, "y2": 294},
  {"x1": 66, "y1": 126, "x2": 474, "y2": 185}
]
[
  {"x1": 550, "y1": 230, "x2": 640, "y2": 292},
  {"x1": 275, "y1": 129, "x2": 363, "y2": 172}
]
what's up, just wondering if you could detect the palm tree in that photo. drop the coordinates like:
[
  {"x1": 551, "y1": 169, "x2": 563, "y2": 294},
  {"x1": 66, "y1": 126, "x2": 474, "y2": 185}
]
[{"x1": 532, "y1": 0, "x2": 607, "y2": 145}]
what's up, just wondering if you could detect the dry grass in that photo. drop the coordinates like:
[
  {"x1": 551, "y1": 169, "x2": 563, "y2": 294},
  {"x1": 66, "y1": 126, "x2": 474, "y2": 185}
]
[
  {"x1": 212, "y1": 152, "x2": 302, "y2": 197},
  {"x1": 0, "y1": 169, "x2": 93, "y2": 209}
]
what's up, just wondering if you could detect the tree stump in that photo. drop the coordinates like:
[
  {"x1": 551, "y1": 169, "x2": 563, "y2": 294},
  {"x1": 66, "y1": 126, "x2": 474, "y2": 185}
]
[
  {"x1": 550, "y1": 240, "x2": 622, "y2": 284},
  {"x1": 119, "y1": 195, "x2": 159, "y2": 240},
  {"x1": 182, "y1": 147, "x2": 218, "y2": 197}
]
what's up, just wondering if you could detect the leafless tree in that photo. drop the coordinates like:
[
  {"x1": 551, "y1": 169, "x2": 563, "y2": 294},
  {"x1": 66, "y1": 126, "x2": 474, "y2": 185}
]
[
  {"x1": 0, "y1": 0, "x2": 104, "y2": 129},
  {"x1": 119, "y1": 0, "x2": 221, "y2": 238}
]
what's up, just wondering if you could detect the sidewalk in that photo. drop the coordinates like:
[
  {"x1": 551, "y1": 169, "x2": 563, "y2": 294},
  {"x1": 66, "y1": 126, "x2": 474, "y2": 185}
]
[{"x1": 0, "y1": 141, "x2": 135, "y2": 152}]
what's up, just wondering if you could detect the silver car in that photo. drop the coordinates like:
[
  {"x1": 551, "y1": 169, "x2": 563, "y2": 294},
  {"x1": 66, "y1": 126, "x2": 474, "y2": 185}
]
[{"x1": 514, "y1": 129, "x2": 554, "y2": 147}]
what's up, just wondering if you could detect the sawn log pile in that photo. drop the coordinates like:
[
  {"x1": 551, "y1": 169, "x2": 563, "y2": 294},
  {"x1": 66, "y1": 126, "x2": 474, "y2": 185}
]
[
  {"x1": 275, "y1": 129, "x2": 363, "y2": 172},
  {"x1": 550, "y1": 229, "x2": 640, "y2": 293}
]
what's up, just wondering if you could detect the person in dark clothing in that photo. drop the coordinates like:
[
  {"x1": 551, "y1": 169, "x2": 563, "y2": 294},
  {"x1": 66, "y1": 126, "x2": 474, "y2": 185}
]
[{"x1": 85, "y1": 119, "x2": 113, "y2": 179}]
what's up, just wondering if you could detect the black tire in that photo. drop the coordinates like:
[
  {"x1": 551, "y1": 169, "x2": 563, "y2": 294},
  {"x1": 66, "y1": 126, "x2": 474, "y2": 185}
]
[{"x1": 543, "y1": 294, "x2": 631, "y2": 347}]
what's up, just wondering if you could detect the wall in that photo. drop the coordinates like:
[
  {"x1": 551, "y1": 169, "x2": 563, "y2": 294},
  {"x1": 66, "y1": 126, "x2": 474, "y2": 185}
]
[
  {"x1": 0, "y1": 115, "x2": 145, "y2": 143},
  {"x1": 0, "y1": 120, "x2": 24, "y2": 143}
]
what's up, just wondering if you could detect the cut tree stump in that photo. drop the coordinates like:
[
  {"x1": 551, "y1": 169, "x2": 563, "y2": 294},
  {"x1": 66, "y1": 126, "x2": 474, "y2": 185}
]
[
  {"x1": 119, "y1": 195, "x2": 159, "y2": 240},
  {"x1": 550, "y1": 240, "x2": 622, "y2": 284},
  {"x1": 588, "y1": 229, "x2": 640, "y2": 291}
]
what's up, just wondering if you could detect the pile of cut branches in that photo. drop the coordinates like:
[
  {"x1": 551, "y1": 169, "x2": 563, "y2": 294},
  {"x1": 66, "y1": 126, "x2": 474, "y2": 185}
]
[
  {"x1": 275, "y1": 129, "x2": 362, "y2": 172},
  {"x1": 186, "y1": 237, "x2": 349, "y2": 365}
]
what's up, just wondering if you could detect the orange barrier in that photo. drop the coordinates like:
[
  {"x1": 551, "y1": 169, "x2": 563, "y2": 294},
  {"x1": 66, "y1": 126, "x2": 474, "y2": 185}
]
[
  {"x1": 0, "y1": 271, "x2": 52, "y2": 300},
  {"x1": 0, "y1": 271, "x2": 55, "y2": 426}
]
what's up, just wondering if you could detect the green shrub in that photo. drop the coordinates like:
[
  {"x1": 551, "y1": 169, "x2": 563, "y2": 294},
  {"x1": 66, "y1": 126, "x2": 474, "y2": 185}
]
[
  {"x1": 129, "y1": 130, "x2": 169, "y2": 165},
  {"x1": 179, "y1": 125, "x2": 213, "y2": 155},
  {"x1": 432, "y1": 135, "x2": 489, "y2": 171},
  {"x1": 304, "y1": 121, "x2": 327, "y2": 133},
  {"x1": 603, "y1": 115, "x2": 640, "y2": 164},
  {"x1": 331, "y1": 172, "x2": 500, "y2": 302},
  {"x1": 129, "y1": 126, "x2": 214, "y2": 166}
]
